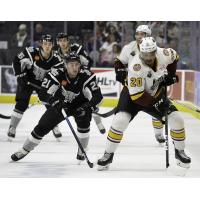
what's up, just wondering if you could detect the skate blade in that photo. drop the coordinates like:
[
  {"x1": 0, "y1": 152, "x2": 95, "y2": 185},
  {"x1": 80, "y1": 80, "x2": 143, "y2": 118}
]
[
  {"x1": 176, "y1": 159, "x2": 190, "y2": 169},
  {"x1": 97, "y1": 164, "x2": 110, "y2": 171}
]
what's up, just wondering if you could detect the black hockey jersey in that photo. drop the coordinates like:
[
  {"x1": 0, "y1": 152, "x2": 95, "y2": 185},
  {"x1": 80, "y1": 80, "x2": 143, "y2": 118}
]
[
  {"x1": 57, "y1": 43, "x2": 93, "y2": 68},
  {"x1": 13, "y1": 46, "x2": 63, "y2": 87},
  {"x1": 39, "y1": 67, "x2": 103, "y2": 112}
]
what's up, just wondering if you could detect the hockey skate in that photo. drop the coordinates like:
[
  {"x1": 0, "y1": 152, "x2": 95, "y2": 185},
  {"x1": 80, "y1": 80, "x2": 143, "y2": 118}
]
[
  {"x1": 7, "y1": 126, "x2": 16, "y2": 142},
  {"x1": 175, "y1": 149, "x2": 191, "y2": 168},
  {"x1": 155, "y1": 134, "x2": 165, "y2": 143},
  {"x1": 11, "y1": 148, "x2": 29, "y2": 161},
  {"x1": 52, "y1": 126, "x2": 62, "y2": 141},
  {"x1": 76, "y1": 148, "x2": 85, "y2": 164},
  {"x1": 96, "y1": 122, "x2": 106, "y2": 134},
  {"x1": 97, "y1": 152, "x2": 114, "y2": 171}
]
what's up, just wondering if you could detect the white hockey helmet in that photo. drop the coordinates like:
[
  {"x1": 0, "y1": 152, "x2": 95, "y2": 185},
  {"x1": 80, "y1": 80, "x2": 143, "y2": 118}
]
[
  {"x1": 136, "y1": 25, "x2": 151, "y2": 36},
  {"x1": 139, "y1": 37, "x2": 157, "y2": 53}
]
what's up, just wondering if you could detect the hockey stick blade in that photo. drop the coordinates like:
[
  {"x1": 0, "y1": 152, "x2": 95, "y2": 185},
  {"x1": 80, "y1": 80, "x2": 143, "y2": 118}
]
[
  {"x1": 0, "y1": 113, "x2": 11, "y2": 119},
  {"x1": 93, "y1": 107, "x2": 116, "y2": 118},
  {"x1": 87, "y1": 161, "x2": 94, "y2": 168}
]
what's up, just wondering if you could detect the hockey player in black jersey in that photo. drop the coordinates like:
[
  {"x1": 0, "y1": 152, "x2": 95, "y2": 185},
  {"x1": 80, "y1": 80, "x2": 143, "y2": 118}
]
[
  {"x1": 11, "y1": 52, "x2": 103, "y2": 162},
  {"x1": 56, "y1": 32, "x2": 106, "y2": 134},
  {"x1": 56, "y1": 32, "x2": 93, "y2": 68},
  {"x1": 7, "y1": 34, "x2": 63, "y2": 141}
]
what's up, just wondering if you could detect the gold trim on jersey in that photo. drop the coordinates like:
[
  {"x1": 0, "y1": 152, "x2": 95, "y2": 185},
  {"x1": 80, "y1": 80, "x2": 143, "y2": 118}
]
[
  {"x1": 170, "y1": 128, "x2": 185, "y2": 141},
  {"x1": 130, "y1": 90, "x2": 144, "y2": 101}
]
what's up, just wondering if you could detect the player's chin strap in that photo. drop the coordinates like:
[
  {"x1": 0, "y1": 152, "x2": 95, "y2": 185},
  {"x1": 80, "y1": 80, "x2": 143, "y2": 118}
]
[{"x1": 61, "y1": 109, "x2": 94, "y2": 168}]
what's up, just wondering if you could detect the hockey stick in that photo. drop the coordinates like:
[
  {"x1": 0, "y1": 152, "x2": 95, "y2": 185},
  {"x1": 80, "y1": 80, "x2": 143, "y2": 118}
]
[
  {"x1": 171, "y1": 99, "x2": 200, "y2": 113},
  {"x1": 0, "y1": 113, "x2": 11, "y2": 119},
  {"x1": 27, "y1": 81, "x2": 41, "y2": 90},
  {"x1": 61, "y1": 109, "x2": 93, "y2": 168},
  {"x1": 164, "y1": 86, "x2": 170, "y2": 168},
  {"x1": 93, "y1": 107, "x2": 116, "y2": 118}
]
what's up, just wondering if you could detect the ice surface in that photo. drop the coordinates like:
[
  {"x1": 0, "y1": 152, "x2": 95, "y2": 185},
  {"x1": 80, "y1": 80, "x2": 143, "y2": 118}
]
[{"x1": 0, "y1": 103, "x2": 200, "y2": 177}]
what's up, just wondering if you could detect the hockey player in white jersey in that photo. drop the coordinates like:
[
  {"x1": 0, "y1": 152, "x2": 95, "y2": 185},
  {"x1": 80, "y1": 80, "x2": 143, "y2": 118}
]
[
  {"x1": 97, "y1": 37, "x2": 191, "y2": 170},
  {"x1": 115, "y1": 25, "x2": 165, "y2": 143}
]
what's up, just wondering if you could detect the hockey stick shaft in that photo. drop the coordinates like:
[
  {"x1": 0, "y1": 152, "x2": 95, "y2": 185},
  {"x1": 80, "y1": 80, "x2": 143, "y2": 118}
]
[
  {"x1": 171, "y1": 99, "x2": 200, "y2": 113},
  {"x1": 93, "y1": 107, "x2": 116, "y2": 118},
  {"x1": 0, "y1": 113, "x2": 11, "y2": 119},
  {"x1": 27, "y1": 81, "x2": 41, "y2": 90},
  {"x1": 164, "y1": 86, "x2": 170, "y2": 168},
  {"x1": 62, "y1": 110, "x2": 93, "y2": 168}
]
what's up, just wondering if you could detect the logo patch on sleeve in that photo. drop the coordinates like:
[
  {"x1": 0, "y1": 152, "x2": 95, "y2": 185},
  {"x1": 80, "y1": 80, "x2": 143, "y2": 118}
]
[
  {"x1": 133, "y1": 64, "x2": 141, "y2": 71},
  {"x1": 163, "y1": 49, "x2": 169, "y2": 56}
]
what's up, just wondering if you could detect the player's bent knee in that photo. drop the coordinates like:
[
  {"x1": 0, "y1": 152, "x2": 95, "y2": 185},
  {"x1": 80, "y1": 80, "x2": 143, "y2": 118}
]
[
  {"x1": 169, "y1": 111, "x2": 184, "y2": 129},
  {"x1": 112, "y1": 112, "x2": 131, "y2": 132},
  {"x1": 33, "y1": 124, "x2": 50, "y2": 138}
]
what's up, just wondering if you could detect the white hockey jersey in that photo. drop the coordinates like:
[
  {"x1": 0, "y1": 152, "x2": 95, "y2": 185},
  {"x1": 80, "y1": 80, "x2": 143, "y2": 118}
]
[
  {"x1": 127, "y1": 47, "x2": 179, "y2": 101},
  {"x1": 117, "y1": 41, "x2": 139, "y2": 65}
]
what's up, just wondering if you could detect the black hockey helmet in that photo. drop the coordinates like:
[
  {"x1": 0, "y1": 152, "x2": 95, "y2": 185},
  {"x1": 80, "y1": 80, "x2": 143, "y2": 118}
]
[
  {"x1": 64, "y1": 51, "x2": 81, "y2": 63},
  {"x1": 40, "y1": 34, "x2": 54, "y2": 43},
  {"x1": 56, "y1": 32, "x2": 68, "y2": 41}
]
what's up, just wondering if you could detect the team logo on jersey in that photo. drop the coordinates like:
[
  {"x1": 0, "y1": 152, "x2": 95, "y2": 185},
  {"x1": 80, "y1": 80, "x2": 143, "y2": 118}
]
[
  {"x1": 62, "y1": 88, "x2": 80, "y2": 103},
  {"x1": 163, "y1": 49, "x2": 169, "y2": 56},
  {"x1": 34, "y1": 55, "x2": 40, "y2": 61},
  {"x1": 133, "y1": 64, "x2": 141, "y2": 71}
]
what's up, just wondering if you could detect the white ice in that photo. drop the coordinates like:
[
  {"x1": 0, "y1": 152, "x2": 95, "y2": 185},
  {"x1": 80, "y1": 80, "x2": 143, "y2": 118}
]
[{"x1": 0, "y1": 103, "x2": 200, "y2": 178}]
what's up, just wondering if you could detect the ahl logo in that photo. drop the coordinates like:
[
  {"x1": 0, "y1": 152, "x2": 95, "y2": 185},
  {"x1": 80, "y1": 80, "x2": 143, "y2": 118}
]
[{"x1": 133, "y1": 64, "x2": 141, "y2": 71}]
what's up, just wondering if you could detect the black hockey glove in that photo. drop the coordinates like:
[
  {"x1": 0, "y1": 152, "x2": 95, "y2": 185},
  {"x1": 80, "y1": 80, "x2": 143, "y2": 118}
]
[
  {"x1": 153, "y1": 88, "x2": 170, "y2": 114},
  {"x1": 74, "y1": 102, "x2": 95, "y2": 118},
  {"x1": 114, "y1": 59, "x2": 127, "y2": 85},
  {"x1": 49, "y1": 98, "x2": 66, "y2": 112},
  {"x1": 161, "y1": 74, "x2": 179, "y2": 87},
  {"x1": 115, "y1": 68, "x2": 127, "y2": 85},
  {"x1": 17, "y1": 72, "x2": 28, "y2": 85}
]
